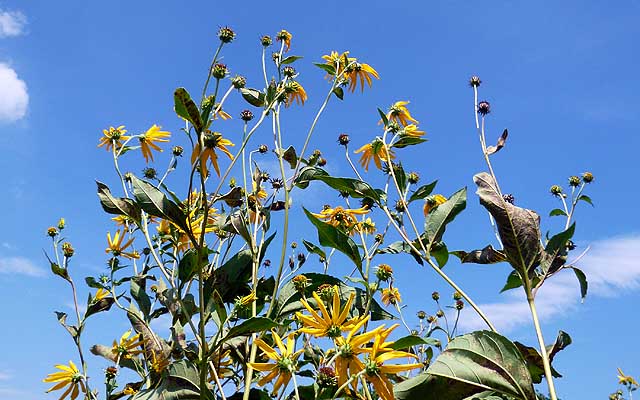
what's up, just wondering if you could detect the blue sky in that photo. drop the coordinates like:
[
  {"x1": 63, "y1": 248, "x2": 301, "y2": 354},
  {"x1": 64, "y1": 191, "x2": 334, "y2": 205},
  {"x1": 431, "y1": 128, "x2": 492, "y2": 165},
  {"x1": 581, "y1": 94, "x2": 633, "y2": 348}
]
[{"x1": 1, "y1": 1, "x2": 639, "y2": 399}]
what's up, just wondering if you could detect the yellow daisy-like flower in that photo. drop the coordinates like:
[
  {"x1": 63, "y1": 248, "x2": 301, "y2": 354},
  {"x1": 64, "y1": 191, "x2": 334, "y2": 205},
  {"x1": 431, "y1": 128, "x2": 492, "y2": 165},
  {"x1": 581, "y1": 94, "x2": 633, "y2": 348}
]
[
  {"x1": 296, "y1": 287, "x2": 358, "y2": 339},
  {"x1": 150, "y1": 349, "x2": 170, "y2": 373},
  {"x1": 312, "y1": 205, "x2": 370, "y2": 233},
  {"x1": 173, "y1": 207, "x2": 218, "y2": 251},
  {"x1": 383, "y1": 101, "x2": 418, "y2": 127},
  {"x1": 423, "y1": 194, "x2": 447, "y2": 216},
  {"x1": 111, "y1": 215, "x2": 132, "y2": 227},
  {"x1": 249, "y1": 330, "x2": 304, "y2": 397},
  {"x1": 98, "y1": 125, "x2": 130, "y2": 152},
  {"x1": 209, "y1": 349, "x2": 234, "y2": 380},
  {"x1": 43, "y1": 361, "x2": 87, "y2": 400},
  {"x1": 363, "y1": 324, "x2": 423, "y2": 400},
  {"x1": 213, "y1": 105, "x2": 232, "y2": 120},
  {"x1": 111, "y1": 330, "x2": 144, "y2": 360},
  {"x1": 354, "y1": 139, "x2": 396, "y2": 171},
  {"x1": 381, "y1": 287, "x2": 401, "y2": 306},
  {"x1": 617, "y1": 368, "x2": 639, "y2": 386},
  {"x1": 321, "y1": 51, "x2": 351, "y2": 76},
  {"x1": 106, "y1": 230, "x2": 140, "y2": 259},
  {"x1": 402, "y1": 124, "x2": 425, "y2": 138},
  {"x1": 191, "y1": 131, "x2": 235, "y2": 177},
  {"x1": 276, "y1": 29, "x2": 292, "y2": 52},
  {"x1": 283, "y1": 81, "x2": 307, "y2": 107},
  {"x1": 334, "y1": 316, "x2": 384, "y2": 393},
  {"x1": 356, "y1": 217, "x2": 376, "y2": 235},
  {"x1": 139, "y1": 124, "x2": 171, "y2": 163},
  {"x1": 157, "y1": 219, "x2": 171, "y2": 236},
  {"x1": 345, "y1": 61, "x2": 379, "y2": 93},
  {"x1": 123, "y1": 386, "x2": 137, "y2": 395}
]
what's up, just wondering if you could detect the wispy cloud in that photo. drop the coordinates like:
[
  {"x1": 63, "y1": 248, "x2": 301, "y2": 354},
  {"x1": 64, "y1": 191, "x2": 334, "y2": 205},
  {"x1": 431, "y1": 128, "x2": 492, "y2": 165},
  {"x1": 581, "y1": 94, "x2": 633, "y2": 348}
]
[
  {"x1": 0, "y1": 9, "x2": 26, "y2": 37},
  {"x1": 0, "y1": 63, "x2": 29, "y2": 123},
  {"x1": 0, "y1": 371, "x2": 11, "y2": 381},
  {"x1": 0, "y1": 256, "x2": 46, "y2": 277},
  {"x1": 459, "y1": 235, "x2": 640, "y2": 332}
]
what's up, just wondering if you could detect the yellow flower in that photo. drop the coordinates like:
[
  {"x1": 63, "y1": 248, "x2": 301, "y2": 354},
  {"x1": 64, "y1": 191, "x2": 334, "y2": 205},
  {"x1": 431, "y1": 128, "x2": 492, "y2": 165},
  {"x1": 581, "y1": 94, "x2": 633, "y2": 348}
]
[
  {"x1": 139, "y1": 124, "x2": 171, "y2": 163},
  {"x1": 322, "y1": 51, "x2": 351, "y2": 76},
  {"x1": 209, "y1": 349, "x2": 234, "y2": 380},
  {"x1": 363, "y1": 324, "x2": 423, "y2": 400},
  {"x1": 354, "y1": 139, "x2": 395, "y2": 171},
  {"x1": 191, "y1": 131, "x2": 235, "y2": 177},
  {"x1": 312, "y1": 205, "x2": 370, "y2": 233},
  {"x1": 106, "y1": 230, "x2": 140, "y2": 259},
  {"x1": 381, "y1": 287, "x2": 401, "y2": 306},
  {"x1": 276, "y1": 29, "x2": 292, "y2": 52},
  {"x1": 123, "y1": 386, "x2": 137, "y2": 395},
  {"x1": 296, "y1": 287, "x2": 358, "y2": 338},
  {"x1": 284, "y1": 81, "x2": 307, "y2": 107},
  {"x1": 356, "y1": 217, "x2": 376, "y2": 235},
  {"x1": 98, "y1": 125, "x2": 130, "y2": 152},
  {"x1": 402, "y1": 124, "x2": 425, "y2": 138},
  {"x1": 150, "y1": 349, "x2": 170, "y2": 373},
  {"x1": 43, "y1": 361, "x2": 87, "y2": 400},
  {"x1": 111, "y1": 215, "x2": 132, "y2": 227},
  {"x1": 249, "y1": 330, "x2": 304, "y2": 397},
  {"x1": 423, "y1": 194, "x2": 447, "y2": 216},
  {"x1": 346, "y1": 61, "x2": 379, "y2": 93},
  {"x1": 213, "y1": 105, "x2": 232, "y2": 120},
  {"x1": 617, "y1": 368, "x2": 639, "y2": 386},
  {"x1": 383, "y1": 101, "x2": 418, "y2": 127},
  {"x1": 334, "y1": 316, "x2": 384, "y2": 393},
  {"x1": 235, "y1": 291, "x2": 257, "y2": 307},
  {"x1": 111, "y1": 330, "x2": 144, "y2": 360},
  {"x1": 157, "y1": 219, "x2": 171, "y2": 236},
  {"x1": 93, "y1": 288, "x2": 110, "y2": 302}
]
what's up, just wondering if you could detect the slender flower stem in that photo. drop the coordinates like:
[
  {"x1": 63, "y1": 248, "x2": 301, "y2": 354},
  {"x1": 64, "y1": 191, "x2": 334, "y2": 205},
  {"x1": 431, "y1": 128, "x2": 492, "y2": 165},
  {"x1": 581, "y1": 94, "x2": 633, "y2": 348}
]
[{"x1": 202, "y1": 42, "x2": 224, "y2": 102}]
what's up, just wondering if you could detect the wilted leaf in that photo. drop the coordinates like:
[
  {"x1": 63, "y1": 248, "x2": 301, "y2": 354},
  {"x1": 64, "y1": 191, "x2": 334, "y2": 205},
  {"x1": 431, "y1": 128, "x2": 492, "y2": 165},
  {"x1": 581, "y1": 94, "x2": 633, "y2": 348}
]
[
  {"x1": 452, "y1": 245, "x2": 507, "y2": 264},
  {"x1": 474, "y1": 172, "x2": 543, "y2": 276},
  {"x1": 213, "y1": 186, "x2": 244, "y2": 207},
  {"x1": 486, "y1": 129, "x2": 508, "y2": 155},
  {"x1": 282, "y1": 146, "x2": 298, "y2": 169}
]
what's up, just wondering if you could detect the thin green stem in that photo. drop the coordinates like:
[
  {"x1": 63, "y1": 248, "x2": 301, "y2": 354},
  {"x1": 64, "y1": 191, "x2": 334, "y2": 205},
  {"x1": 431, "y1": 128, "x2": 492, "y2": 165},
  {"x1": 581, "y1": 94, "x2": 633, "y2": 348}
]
[
  {"x1": 202, "y1": 42, "x2": 224, "y2": 102},
  {"x1": 527, "y1": 295, "x2": 558, "y2": 400}
]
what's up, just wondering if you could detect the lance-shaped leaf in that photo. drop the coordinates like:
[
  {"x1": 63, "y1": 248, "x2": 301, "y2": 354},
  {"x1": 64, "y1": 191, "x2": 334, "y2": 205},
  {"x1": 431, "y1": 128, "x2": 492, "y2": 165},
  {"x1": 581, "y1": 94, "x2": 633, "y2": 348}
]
[
  {"x1": 85, "y1": 297, "x2": 114, "y2": 319},
  {"x1": 389, "y1": 335, "x2": 441, "y2": 351},
  {"x1": 408, "y1": 180, "x2": 438, "y2": 203},
  {"x1": 486, "y1": 129, "x2": 508, "y2": 155},
  {"x1": 302, "y1": 240, "x2": 327, "y2": 260},
  {"x1": 540, "y1": 223, "x2": 575, "y2": 275},
  {"x1": 213, "y1": 186, "x2": 244, "y2": 207},
  {"x1": 392, "y1": 135, "x2": 427, "y2": 149},
  {"x1": 96, "y1": 181, "x2": 141, "y2": 224},
  {"x1": 569, "y1": 266, "x2": 588, "y2": 301},
  {"x1": 174, "y1": 87, "x2": 203, "y2": 133},
  {"x1": 452, "y1": 245, "x2": 507, "y2": 265},
  {"x1": 212, "y1": 317, "x2": 279, "y2": 350},
  {"x1": 501, "y1": 270, "x2": 523, "y2": 292},
  {"x1": 303, "y1": 208, "x2": 362, "y2": 269},
  {"x1": 424, "y1": 187, "x2": 467, "y2": 245},
  {"x1": 425, "y1": 330, "x2": 536, "y2": 400},
  {"x1": 127, "y1": 310, "x2": 171, "y2": 359},
  {"x1": 130, "y1": 175, "x2": 189, "y2": 232},
  {"x1": 295, "y1": 166, "x2": 381, "y2": 202},
  {"x1": 377, "y1": 240, "x2": 424, "y2": 266},
  {"x1": 240, "y1": 88, "x2": 266, "y2": 107},
  {"x1": 280, "y1": 55, "x2": 303, "y2": 65},
  {"x1": 474, "y1": 172, "x2": 543, "y2": 276}
]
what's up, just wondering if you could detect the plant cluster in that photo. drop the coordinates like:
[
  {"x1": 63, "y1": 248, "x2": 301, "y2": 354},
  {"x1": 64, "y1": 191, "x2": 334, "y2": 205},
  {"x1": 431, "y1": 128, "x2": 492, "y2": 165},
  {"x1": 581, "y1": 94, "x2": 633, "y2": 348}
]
[{"x1": 43, "y1": 26, "x2": 601, "y2": 400}]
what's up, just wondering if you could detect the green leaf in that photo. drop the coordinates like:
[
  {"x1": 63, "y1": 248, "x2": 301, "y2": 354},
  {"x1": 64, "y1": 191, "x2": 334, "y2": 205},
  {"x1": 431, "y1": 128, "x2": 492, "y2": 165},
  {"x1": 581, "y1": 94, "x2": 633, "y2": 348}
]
[
  {"x1": 240, "y1": 88, "x2": 265, "y2": 107},
  {"x1": 569, "y1": 266, "x2": 588, "y2": 301},
  {"x1": 313, "y1": 63, "x2": 335, "y2": 76},
  {"x1": 431, "y1": 242, "x2": 449, "y2": 268},
  {"x1": 178, "y1": 249, "x2": 200, "y2": 288},
  {"x1": 376, "y1": 240, "x2": 423, "y2": 266},
  {"x1": 217, "y1": 317, "x2": 279, "y2": 347},
  {"x1": 130, "y1": 277, "x2": 151, "y2": 319},
  {"x1": 302, "y1": 240, "x2": 327, "y2": 260},
  {"x1": 85, "y1": 297, "x2": 114, "y2": 319},
  {"x1": 45, "y1": 252, "x2": 70, "y2": 282},
  {"x1": 294, "y1": 167, "x2": 380, "y2": 203},
  {"x1": 206, "y1": 289, "x2": 227, "y2": 328},
  {"x1": 395, "y1": 373, "x2": 481, "y2": 400},
  {"x1": 96, "y1": 181, "x2": 141, "y2": 224},
  {"x1": 303, "y1": 208, "x2": 361, "y2": 269},
  {"x1": 540, "y1": 223, "x2": 575, "y2": 275},
  {"x1": 213, "y1": 186, "x2": 244, "y2": 207},
  {"x1": 408, "y1": 180, "x2": 438, "y2": 203},
  {"x1": 392, "y1": 135, "x2": 427, "y2": 149},
  {"x1": 424, "y1": 187, "x2": 467, "y2": 245},
  {"x1": 548, "y1": 208, "x2": 567, "y2": 217},
  {"x1": 174, "y1": 87, "x2": 203, "y2": 133},
  {"x1": 390, "y1": 335, "x2": 441, "y2": 351},
  {"x1": 378, "y1": 107, "x2": 388, "y2": 126},
  {"x1": 131, "y1": 360, "x2": 204, "y2": 400},
  {"x1": 515, "y1": 332, "x2": 571, "y2": 384},
  {"x1": 426, "y1": 330, "x2": 536, "y2": 400},
  {"x1": 500, "y1": 270, "x2": 523, "y2": 292},
  {"x1": 332, "y1": 86, "x2": 344, "y2": 100},
  {"x1": 474, "y1": 172, "x2": 543, "y2": 276},
  {"x1": 54, "y1": 311, "x2": 79, "y2": 338},
  {"x1": 130, "y1": 175, "x2": 189, "y2": 232},
  {"x1": 577, "y1": 194, "x2": 594, "y2": 207},
  {"x1": 280, "y1": 55, "x2": 303, "y2": 65},
  {"x1": 452, "y1": 245, "x2": 507, "y2": 265}
]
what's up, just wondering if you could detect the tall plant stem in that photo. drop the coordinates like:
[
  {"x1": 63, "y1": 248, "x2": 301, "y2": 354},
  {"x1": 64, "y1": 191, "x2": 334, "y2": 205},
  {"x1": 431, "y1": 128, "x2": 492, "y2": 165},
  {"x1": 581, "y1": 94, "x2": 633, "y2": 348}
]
[{"x1": 527, "y1": 295, "x2": 558, "y2": 400}]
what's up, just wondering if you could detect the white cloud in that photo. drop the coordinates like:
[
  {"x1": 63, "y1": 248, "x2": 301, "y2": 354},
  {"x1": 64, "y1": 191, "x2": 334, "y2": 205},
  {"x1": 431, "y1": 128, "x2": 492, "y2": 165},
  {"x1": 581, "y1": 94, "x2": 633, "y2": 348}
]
[
  {"x1": 0, "y1": 256, "x2": 45, "y2": 277},
  {"x1": 0, "y1": 371, "x2": 10, "y2": 381},
  {"x1": 0, "y1": 63, "x2": 28, "y2": 122},
  {"x1": 0, "y1": 10, "x2": 26, "y2": 37},
  {"x1": 459, "y1": 235, "x2": 640, "y2": 332}
]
